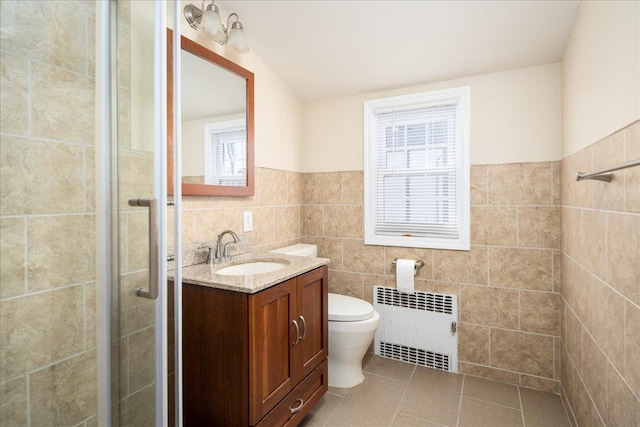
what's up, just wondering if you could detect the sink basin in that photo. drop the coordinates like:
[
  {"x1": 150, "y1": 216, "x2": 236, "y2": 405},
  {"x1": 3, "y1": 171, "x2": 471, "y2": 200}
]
[{"x1": 215, "y1": 259, "x2": 290, "y2": 276}]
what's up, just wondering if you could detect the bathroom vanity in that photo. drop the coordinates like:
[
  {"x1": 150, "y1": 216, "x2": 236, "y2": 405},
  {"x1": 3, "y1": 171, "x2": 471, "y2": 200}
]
[{"x1": 176, "y1": 254, "x2": 329, "y2": 426}]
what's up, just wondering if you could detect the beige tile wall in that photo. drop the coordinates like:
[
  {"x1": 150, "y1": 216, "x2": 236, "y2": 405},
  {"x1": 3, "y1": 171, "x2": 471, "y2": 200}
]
[
  {"x1": 559, "y1": 120, "x2": 640, "y2": 426},
  {"x1": 303, "y1": 163, "x2": 563, "y2": 394},
  {"x1": 0, "y1": 1, "x2": 98, "y2": 426},
  {"x1": 176, "y1": 167, "x2": 305, "y2": 254}
]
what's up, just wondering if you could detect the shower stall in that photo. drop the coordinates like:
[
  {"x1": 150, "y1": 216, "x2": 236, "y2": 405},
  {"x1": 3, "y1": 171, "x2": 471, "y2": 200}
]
[{"x1": 0, "y1": 1, "x2": 182, "y2": 425}]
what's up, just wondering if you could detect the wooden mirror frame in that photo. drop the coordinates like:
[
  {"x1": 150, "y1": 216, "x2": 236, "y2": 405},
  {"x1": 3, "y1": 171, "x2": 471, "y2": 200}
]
[{"x1": 168, "y1": 29, "x2": 255, "y2": 196}]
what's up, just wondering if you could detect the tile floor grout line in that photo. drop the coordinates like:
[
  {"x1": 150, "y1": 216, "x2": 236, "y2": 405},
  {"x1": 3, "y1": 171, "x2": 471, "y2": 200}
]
[
  {"x1": 320, "y1": 393, "x2": 343, "y2": 427},
  {"x1": 518, "y1": 386, "x2": 527, "y2": 427},
  {"x1": 390, "y1": 363, "x2": 416, "y2": 426},
  {"x1": 456, "y1": 374, "x2": 465, "y2": 427},
  {"x1": 388, "y1": 412, "x2": 398, "y2": 426},
  {"x1": 361, "y1": 370, "x2": 414, "y2": 385},
  {"x1": 462, "y1": 395, "x2": 524, "y2": 412}
]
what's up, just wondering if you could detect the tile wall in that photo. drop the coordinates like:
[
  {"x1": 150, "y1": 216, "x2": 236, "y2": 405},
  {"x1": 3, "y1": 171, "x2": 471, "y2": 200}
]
[
  {"x1": 0, "y1": 1, "x2": 98, "y2": 425},
  {"x1": 559, "y1": 119, "x2": 640, "y2": 425},
  {"x1": 302, "y1": 163, "x2": 563, "y2": 394},
  {"x1": 175, "y1": 167, "x2": 306, "y2": 256}
]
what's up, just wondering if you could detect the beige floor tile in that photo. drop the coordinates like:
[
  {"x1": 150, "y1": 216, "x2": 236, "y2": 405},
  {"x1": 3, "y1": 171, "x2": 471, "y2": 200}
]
[
  {"x1": 458, "y1": 397, "x2": 523, "y2": 427},
  {"x1": 397, "y1": 366, "x2": 463, "y2": 426},
  {"x1": 462, "y1": 376, "x2": 521, "y2": 409},
  {"x1": 520, "y1": 387, "x2": 571, "y2": 427},
  {"x1": 328, "y1": 386, "x2": 351, "y2": 398},
  {"x1": 312, "y1": 356, "x2": 570, "y2": 426},
  {"x1": 326, "y1": 374, "x2": 407, "y2": 427},
  {"x1": 299, "y1": 393, "x2": 343, "y2": 427},
  {"x1": 364, "y1": 356, "x2": 416, "y2": 383},
  {"x1": 362, "y1": 352, "x2": 374, "y2": 370},
  {"x1": 391, "y1": 413, "x2": 444, "y2": 426}
]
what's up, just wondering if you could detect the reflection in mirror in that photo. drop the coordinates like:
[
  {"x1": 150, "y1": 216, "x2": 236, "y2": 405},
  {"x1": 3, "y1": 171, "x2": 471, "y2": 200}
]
[
  {"x1": 181, "y1": 50, "x2": 247, "y2": 186},
  {"x1": 168, "y1": 30, "x2": 254, "y2": 196}
]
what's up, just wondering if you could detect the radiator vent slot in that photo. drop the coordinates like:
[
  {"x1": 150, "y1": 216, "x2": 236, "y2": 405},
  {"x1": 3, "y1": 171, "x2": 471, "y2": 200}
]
[
  {"x1": 373, "y1": 286, "x2": 458, "y2": 373},
  {"x1": 378, "y1": 341, "x2": 450, "y2": 371},
  {"x1": 375, "y1": 286, "x2": 454, "y2": 314}
]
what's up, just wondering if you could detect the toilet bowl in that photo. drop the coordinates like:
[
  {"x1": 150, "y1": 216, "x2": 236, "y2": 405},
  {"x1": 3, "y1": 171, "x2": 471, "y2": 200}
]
[
  {"x1": 268, "y1": 244, "x2": 380, "y2": 389},
  {"x1": 328, "y1": 293, "x2": 380, "y2": 388}
]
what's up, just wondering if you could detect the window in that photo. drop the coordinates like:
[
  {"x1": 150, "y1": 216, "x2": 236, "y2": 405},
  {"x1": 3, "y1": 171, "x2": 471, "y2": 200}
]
[
  {"x1": 204, "y1": 119, "x2": 247, "y2": 186},
  {"x1": 364, "y1": 87, "x2": 470, "y2": 250}
]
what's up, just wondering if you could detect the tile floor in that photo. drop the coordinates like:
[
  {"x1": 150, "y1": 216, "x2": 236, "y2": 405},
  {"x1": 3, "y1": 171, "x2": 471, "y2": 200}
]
[{"x1": 300, "y1": 355, "x2": 571, "y2": 427}]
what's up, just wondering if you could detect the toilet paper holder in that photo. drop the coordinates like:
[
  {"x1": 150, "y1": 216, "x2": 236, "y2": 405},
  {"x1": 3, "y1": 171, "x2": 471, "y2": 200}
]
[{"x1": 391, "y1": 258, "x2": 425, "y2": 274}]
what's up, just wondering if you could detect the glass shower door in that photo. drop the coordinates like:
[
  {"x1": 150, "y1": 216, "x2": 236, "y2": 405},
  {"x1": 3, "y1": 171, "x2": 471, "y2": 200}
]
[{"x1": 111, "y1": 0, "x2": 170, "y2": 425}]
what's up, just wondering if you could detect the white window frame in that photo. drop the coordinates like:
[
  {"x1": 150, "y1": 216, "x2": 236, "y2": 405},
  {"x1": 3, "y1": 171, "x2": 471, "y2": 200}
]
[
  {"x1": 363, "y1": 87, "x2": 470, "y2": 251},
  {"x1": 203, "y1": 118, "x2": 246, "y2": 186}
]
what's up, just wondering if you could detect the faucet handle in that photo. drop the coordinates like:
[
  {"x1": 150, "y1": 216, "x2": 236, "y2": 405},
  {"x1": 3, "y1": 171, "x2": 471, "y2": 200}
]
[
  {"x1": 198, "y1": 245, "x2": 215, "y2": 264},
  {"x1": 222, "y1": 241, "x2": 238, "y2": 260}
]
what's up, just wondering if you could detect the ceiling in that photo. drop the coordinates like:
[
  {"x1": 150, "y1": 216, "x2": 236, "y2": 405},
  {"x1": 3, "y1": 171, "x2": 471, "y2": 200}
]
[{"x1": 215, "y1": 0, "x2": 580, "y2": 103}]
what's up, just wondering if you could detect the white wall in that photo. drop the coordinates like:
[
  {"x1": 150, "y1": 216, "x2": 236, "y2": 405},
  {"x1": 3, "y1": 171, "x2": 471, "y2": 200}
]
[
  {"x1": 174, "y1": 2, "x2": 304, "y2": 171},
  {"x1": 174, "y1": 1, "x2": 640, "y2": 171},
  {"x1": 182, "y1": 117, "x2": 206, "y2": 176},
  {"x1": 562, "y1": 1, "x2": 640, "y2": 157},
  {"x1": 302, "y1": 63, "x2": 562, "y2": 172}
]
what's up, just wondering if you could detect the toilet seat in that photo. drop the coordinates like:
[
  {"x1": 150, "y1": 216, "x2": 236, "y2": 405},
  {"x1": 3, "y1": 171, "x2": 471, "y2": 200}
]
[{"x1": 328, "y1": 293, "x2": 374, "y2": 322}]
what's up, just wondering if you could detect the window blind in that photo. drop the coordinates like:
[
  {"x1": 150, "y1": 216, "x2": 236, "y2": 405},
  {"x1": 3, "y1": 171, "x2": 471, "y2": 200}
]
[
  {"x1": 364, "y1": 87, "x2": 470, "y2": 250},
  {"x1": 372, "y1": 103, "x2": 459, "y2": 238},
  {"x1": 205, "y1": 124, "x2": 246, "y2": 186}
]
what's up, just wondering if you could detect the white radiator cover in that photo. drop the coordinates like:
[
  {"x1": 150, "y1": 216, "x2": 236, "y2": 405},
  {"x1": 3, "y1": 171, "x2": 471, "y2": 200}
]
[{"x1": 373, "y1": 286, "x2": 458, "y2": 372}]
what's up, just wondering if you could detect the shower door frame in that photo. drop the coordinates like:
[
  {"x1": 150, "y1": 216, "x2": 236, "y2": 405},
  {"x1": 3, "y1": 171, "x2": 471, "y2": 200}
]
[{"x1": 95, "y1": 1, "x2": 183, "y2": 425}]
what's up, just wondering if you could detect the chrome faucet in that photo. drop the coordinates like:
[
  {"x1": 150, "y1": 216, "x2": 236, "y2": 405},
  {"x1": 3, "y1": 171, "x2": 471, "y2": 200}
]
[{"x1": 215, "y1": 230, "x2": 240, "y2": 262}]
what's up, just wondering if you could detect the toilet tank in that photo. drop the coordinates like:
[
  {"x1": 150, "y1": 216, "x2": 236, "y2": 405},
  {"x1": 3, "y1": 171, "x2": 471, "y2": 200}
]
[{"x1": 268, "y1": 243, "x2": 317, "y2": 257}]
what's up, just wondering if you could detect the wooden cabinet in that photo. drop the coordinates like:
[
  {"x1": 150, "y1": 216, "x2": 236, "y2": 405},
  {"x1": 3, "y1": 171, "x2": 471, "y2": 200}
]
[{"x1": 183, "y1": 266, "x2": 328, "y2": 426}]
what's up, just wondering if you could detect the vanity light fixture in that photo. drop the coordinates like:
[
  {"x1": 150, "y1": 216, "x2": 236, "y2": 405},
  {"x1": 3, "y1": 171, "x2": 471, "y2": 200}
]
[{"x1": 184, "y1": 1, "x2": 250, "y2": 54}]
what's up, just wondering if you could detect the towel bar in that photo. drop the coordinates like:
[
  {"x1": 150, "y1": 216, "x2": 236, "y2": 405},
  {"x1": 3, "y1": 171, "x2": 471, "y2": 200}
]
[{"x1": 576, "y1": 159, "x2": 640, "y2": 182}]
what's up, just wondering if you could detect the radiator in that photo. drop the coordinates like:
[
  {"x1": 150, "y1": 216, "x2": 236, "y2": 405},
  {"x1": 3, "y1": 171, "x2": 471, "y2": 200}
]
[{"x1": 373, "y1": 286, "x2": 458, "y2": 372}]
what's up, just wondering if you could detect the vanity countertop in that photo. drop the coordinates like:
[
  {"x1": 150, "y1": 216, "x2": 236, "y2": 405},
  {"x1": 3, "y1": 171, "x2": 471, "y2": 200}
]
[{"x1": 169, "y1": 252, "x2": 330, "y2": 294}]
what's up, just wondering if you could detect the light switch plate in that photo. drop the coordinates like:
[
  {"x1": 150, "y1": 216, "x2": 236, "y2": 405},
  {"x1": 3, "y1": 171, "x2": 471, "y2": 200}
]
[{"x1": 243, "y1": 211, "x2": 253, "y2": 232}]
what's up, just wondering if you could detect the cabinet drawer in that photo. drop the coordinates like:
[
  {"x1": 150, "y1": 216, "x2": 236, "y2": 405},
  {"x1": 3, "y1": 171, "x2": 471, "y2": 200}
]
[{"x1": 255, "y1": 360, "x2": 328, "y2": 427}]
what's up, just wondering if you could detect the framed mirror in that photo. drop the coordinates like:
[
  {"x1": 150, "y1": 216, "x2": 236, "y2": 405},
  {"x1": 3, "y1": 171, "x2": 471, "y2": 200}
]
[{"x1": 168, "y1": 30, "x2": 255, "y2": 196}]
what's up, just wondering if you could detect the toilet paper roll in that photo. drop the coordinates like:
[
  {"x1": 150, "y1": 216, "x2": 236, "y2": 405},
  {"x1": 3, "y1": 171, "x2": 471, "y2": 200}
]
[{"x1": 396, "y1": 259, "x2": 415, "y2": 294}]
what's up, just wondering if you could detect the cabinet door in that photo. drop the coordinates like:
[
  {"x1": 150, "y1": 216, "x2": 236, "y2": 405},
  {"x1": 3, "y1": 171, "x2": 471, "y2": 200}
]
[
  {"x1": 183, "y1": 285, "x2": 249, "y2": 426},
  {"x1": 295, "y1": 266, "x2": 329, "y2": 381},
  {"x1": 249, "y1": 279, "x2": 297, "y2": 425}
]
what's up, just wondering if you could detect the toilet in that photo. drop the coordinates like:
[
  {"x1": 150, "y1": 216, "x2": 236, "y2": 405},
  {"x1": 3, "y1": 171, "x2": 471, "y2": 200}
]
[
  {"x1": 326, "y1": 293, "x2": 380, "y2": 388},
  {"x1": 269, "y1": 244, "x2": 380, "y2": 388}
]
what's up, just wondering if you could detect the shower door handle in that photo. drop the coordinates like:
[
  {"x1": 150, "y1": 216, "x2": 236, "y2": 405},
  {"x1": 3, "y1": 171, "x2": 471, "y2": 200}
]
[{"x1": 128, "y1": 198, "x2": 159, "y2": 300}]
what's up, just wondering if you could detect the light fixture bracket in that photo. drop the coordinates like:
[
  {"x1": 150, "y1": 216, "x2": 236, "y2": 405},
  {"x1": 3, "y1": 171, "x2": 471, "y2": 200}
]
[{"x1": 183, "y1": 4, "x2": 203, "y2": 30}]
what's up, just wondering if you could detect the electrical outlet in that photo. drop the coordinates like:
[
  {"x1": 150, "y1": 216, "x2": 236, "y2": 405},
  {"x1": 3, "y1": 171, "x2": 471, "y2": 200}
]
[{"x1": 243, "y1": 211, "x2": 253, "y2": 232}]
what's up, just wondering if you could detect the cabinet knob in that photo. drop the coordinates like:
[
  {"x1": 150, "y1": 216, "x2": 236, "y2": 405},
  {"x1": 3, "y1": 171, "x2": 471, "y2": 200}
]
[
  {"x1": 289, "y1": 398, "x2": 304, "y2": 414},
  {"x1": 292, "y1": 320, "x2": 300, "y2": 346}
]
